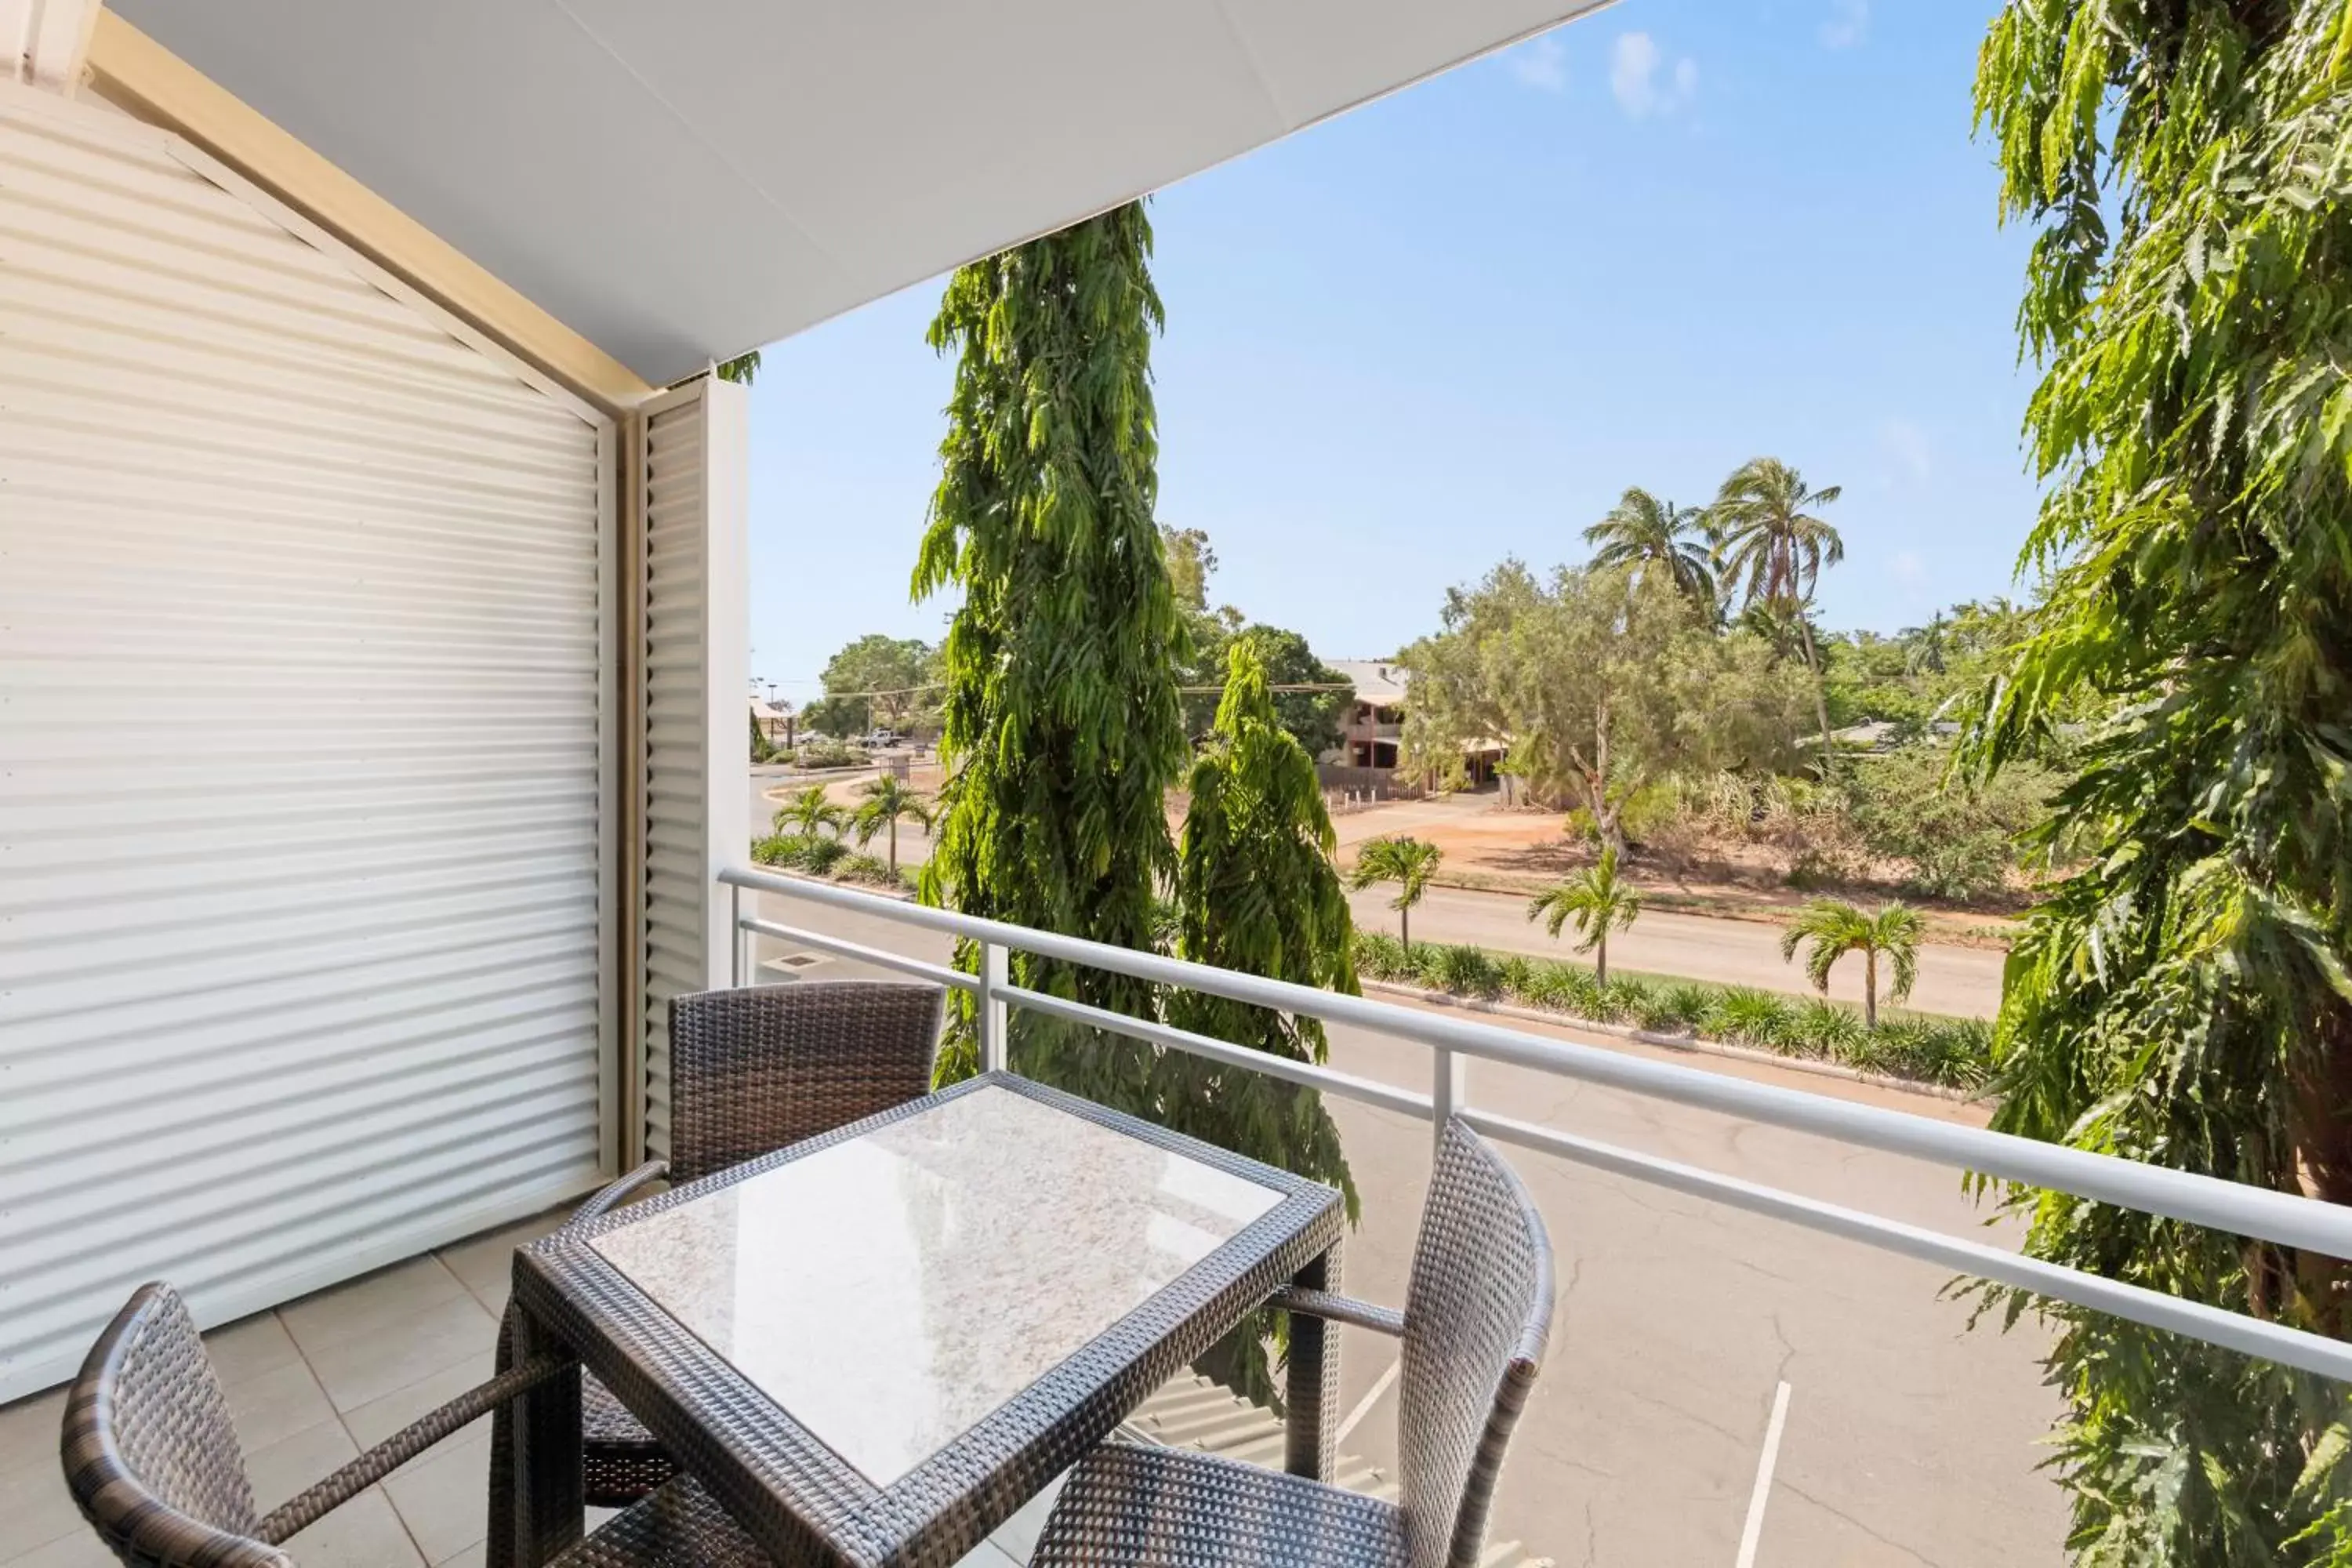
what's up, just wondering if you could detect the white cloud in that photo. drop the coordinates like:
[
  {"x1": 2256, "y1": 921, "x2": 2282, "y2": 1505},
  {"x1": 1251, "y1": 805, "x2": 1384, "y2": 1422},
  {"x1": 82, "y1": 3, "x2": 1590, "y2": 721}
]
[
  {"x1": 1610, "y1": 33, "x2": 1698, "y2": 118},
  {"x1": 1820, "y1": 0, "x2": 1869, "y2": 49},
  {"x1": 1878, "y1": 417, "x2": 1932, "y2": 481},
  {"x1": 1889, "y1": 550, "x2": 1926, "y2": 586},
  {"x1": 1507, "y1": 34, "x2": 1567, "y2": 93}
]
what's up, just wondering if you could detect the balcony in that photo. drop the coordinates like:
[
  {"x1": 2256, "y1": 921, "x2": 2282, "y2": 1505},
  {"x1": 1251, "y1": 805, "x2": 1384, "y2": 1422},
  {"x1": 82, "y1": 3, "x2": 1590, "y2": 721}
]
[{"x1": 6, "y1": 858, "x2": 2347, "y2": 1566}]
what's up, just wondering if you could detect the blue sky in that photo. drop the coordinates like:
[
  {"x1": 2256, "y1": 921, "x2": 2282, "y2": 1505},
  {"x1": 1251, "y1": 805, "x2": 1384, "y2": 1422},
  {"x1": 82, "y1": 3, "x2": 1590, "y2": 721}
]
[{"x1": 743, "y1": 0, "x2": 2038, "y2": 697}]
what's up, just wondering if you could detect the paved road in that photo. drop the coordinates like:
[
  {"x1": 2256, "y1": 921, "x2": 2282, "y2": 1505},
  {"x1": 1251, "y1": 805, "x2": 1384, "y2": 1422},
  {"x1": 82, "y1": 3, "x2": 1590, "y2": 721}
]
[
  {"x1": 1349, "y1": 884, "x2": 2006, "y2": 1020},
  {"x1": 741, "y1": 888, "x2": 2071, "y2": 1565},
  {"x1": 753, "y1": 769, "x2": 2003, "y2": 1018}
]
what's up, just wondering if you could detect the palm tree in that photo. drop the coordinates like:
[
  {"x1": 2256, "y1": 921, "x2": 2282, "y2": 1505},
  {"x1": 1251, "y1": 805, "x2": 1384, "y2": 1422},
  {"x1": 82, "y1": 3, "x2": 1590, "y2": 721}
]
[
  {"x1": 1900, "y1": 611, "x2": 1951, "y2": 676},
  {"x1": 1526, "y1": 845, "x2": 1643, "y2": 984},
  {"x1": 1778, "y1": 898, "x2": 1921, "y2": 1029},
  {"x1": 774, "y1": 784, "x2": 846, "y2": 841},
  {"x1": 849, "y1": 774, "x2": 934, "y2": 876},
  {"x1": 1711, "y1": 458, "x2": 1845, "y2": 767},
  {"x1": 1348, "y1": 836, "x2": 1443, "y2": 952},
  {"x1": 1584, "y1": 488, "x2": 1716, "y2": 612}
]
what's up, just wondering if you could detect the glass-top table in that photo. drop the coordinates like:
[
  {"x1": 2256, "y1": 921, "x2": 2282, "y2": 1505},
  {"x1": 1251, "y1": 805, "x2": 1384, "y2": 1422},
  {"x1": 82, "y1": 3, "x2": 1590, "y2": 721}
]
[{"x1": 498, "y1": 1073, "x2": 1347, "y2": 1568}]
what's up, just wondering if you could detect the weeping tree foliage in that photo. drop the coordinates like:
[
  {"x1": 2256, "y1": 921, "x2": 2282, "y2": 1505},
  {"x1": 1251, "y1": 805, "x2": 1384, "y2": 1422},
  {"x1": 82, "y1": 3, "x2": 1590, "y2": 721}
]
[
  {"x1": 913, "y1": 201, "x2": 1189, "y2": 1111},
  {"x1": 1966, "y1": 3, "x2": 2352, "y2": 1557},
  {"x1": 1167, "y1": 644, "x2": 1362, "y2": 1404}
]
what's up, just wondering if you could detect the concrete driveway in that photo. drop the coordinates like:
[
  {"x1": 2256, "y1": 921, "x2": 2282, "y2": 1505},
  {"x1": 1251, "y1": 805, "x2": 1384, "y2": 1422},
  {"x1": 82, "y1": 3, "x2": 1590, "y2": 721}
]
[{"x1": 741, "y1": 888, "x2": 2071, "y2": 1565}]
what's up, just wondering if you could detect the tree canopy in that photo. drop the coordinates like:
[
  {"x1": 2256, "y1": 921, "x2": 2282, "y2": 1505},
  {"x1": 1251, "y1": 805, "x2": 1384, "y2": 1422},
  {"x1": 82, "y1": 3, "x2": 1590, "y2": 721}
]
[
  {"x1": 915, "y1": 201, "x2": 1189, "y2": 1099},
  {"x1": 800, "y1": 634, "x2": 942, "y2": 739},
  {"x1": 1402, "y1": 561, "x2": 1810, "y2": 850},
  {"x1": 1167, "y1": 643, "x2": 1361, "y2": 1401},
  {"x1": 1965, "y1": 0, "x2": 2352, "y2": 1555}
]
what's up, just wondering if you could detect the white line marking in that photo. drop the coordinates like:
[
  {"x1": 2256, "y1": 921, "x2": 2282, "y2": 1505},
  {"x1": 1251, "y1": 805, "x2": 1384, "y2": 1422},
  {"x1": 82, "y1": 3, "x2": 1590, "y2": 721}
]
[
  {"x1": 1735, "y1": 1381, "x2": 1792, "y2": 1568},
  {"x1": 1334, "y1": 1355, "x2": 1402, "y2": 1444}
]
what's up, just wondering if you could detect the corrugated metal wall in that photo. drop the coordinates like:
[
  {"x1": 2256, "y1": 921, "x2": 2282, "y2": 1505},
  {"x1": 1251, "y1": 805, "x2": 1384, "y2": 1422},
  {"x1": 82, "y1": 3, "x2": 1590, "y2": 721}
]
[
  {"x1": 0, "y1": 86, "x2": 612, "y2": 1398},
  {"x1": 636, "y1": 379, "x2": 746, "y2": 1161}
]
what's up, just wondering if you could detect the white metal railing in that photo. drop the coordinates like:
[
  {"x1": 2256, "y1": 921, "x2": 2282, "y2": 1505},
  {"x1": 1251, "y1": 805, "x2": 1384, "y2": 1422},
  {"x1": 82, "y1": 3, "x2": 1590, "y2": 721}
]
[{"x1": 720, "y1": 863, "x2": 2352, "y2": 1383}]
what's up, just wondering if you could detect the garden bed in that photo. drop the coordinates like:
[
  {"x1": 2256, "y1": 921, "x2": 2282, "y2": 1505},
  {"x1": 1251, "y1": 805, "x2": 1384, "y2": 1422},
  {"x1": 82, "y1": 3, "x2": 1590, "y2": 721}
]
[{"x1": 1351, "y1": 931, "x2": 1994, "y2": 1091}]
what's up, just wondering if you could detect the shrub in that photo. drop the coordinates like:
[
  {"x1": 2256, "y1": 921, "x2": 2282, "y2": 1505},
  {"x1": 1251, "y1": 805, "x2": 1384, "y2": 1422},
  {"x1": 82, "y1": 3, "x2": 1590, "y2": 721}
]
[
  {"x1": 1511, "y1": 960, "x2": 1582, "y2": 1011},
  {"x1": 1595, "y1": 975, "x2": 1650, "y2": 1025},
  {"x1": 1425, "y1": 942, "x2": 1503, "y2": 999},
  {"x1": 751, "y1": 832, "x2": 804, "y2": 867},
  {"x1": 836, "y1": 852, "x2": 895, "y2": 887},
  {"x1": 1708, "y1": 988, "x2": 1797, "y2": 1051},
  {"x1": 1793, "y1": 998, "x2": 1866, "y2": 1062},
  {"x1": 1497, "y1": 953, "x2": 1535, "y2": 997},
  {"x1": 1352, "y1": 931, "x2": 1412, "y2": 982},
  {"x1": 798, "y1": 836, "x2": 850, "y2": 875},
  {"x1": 794, "y1": 740, "x2": 870, "y2": 770}
]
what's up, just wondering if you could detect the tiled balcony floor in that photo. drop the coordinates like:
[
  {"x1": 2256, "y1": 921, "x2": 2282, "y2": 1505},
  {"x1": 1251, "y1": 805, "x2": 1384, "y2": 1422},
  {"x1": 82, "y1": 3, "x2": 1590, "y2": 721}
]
[
  {"x1": 0, "y1": 1208, "x2": 1540, "y2": 1568},
  {"x1": 0, "y1": 1209, "x2": 1182, "y2": 1568}
]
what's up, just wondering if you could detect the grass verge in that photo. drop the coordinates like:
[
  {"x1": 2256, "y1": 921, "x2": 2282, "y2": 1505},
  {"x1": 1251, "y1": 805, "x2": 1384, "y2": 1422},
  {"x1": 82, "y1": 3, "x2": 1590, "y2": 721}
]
[{"x1": 1352, "y1": 931, "x2": 1994, "y2": 1091}]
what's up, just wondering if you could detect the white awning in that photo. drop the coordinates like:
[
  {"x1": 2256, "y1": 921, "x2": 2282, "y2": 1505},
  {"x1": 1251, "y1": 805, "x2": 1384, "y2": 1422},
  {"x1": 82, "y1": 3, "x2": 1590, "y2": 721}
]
[{"x1": 107, "y1": 0, "x2": 1611, "y2": 386}]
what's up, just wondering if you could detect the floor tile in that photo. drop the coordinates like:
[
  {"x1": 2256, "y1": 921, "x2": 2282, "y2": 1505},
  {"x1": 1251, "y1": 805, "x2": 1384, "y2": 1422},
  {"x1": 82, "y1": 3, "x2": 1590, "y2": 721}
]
[
  {"x1": 281, "y1": 1257, "x2": 469, "y2": 1360},
  {"x1": 340, "y1": 1352, "x2": 499, "y2": 1450},
  {"x1": 436, "y1": 1210, "x2": 566, "y2": 1305},
  {"x1": 0, "y1": 1525, "x2": 118, "y2": 1568},
  {"x1": 435, "y1": 1542, "x2": 487, "y2": 1568},
  {"x1": 0, "y1": 1388, "x2": 65, "y2": 1478},
  {"x1": 952, "y1": 1540, "x2": 1023, "y2": 1568},
  {"x1": 0, "y1": 1454, "x2": 86, "y2": 1560},
  {"x1": 277, "y1": 1484, "x2": 427, "y2": 1568},
  {"x1": 223, "y1": 1358, "x2": 338, "y2": 1454},
  {"x1": 989, "y1": 1472, "x2": 1067, "y2": 1563},
  {"x1": 301, "y1": 1294, "x2": 499, "y2": 1415},
  {"x1": 245, "y1": 1416, "x2": 360, "y2": 1512},
  {"x1": 380, "y1": 1425, "x2": 491, "y2": 1566},
  {"x1": 204, "y1": 1312, "x2": 305, "y2": 1388}
]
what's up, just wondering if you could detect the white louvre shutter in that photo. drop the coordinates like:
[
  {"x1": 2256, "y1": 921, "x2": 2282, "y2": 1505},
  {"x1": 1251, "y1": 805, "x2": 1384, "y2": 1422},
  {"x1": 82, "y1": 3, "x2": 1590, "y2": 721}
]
[
  {"x1": 637, "y1": 376, "x2": 748, "y2": 1160},
  {"x1": 0, "y1": 86, "x2": 614, "y2": 1398}
]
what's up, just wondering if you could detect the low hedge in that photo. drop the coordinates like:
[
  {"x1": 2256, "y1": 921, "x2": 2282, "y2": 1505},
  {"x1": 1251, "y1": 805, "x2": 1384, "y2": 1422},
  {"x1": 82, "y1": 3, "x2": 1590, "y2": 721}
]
[
  {"x1": 751, "y1": 833, "x2": 916, "y2": 891},
  {"x1": 1352, "y1": 931, "x2": 1991, "y2": 1091}
]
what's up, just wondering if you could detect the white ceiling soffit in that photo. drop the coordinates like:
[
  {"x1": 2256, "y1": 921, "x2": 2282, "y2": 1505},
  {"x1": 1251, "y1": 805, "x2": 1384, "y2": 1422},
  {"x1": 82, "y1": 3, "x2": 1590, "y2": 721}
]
[{"x1": 107, "y1": 0, "x2": 1613, "y2": 387}]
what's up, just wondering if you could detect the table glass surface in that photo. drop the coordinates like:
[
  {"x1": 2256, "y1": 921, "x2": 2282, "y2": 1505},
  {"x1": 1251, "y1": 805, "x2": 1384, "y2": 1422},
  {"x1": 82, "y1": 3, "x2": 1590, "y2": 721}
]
[{"x1": 589, "y1": 1084, "x2": 1285, "y2": 1486}]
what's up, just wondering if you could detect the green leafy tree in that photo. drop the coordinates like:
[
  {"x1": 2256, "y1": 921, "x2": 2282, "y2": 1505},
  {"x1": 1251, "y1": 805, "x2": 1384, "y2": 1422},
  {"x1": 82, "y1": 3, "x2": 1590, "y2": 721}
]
[
  {"x1": 773, "y1": 784, "x2": 847, "y2": 841},
  {"x1": 848, "y1": 774, "x2": 934, "y2": 877},
  {"x1": 1777, "y1": 899, "x2": 1918, "y2": 1030},
  {"x1": 1403, "y1": 563, "x2": 1810, "y2": 853},
  {"x1": 800, "y1": 634, "x2": 941, "y2": 739},
  {"x1": 1349, "y1": 836, "x2": 1443, "y2": 953},
  {"x1": 914, "y1": 201, "x2": 1189, "y2": 1107},
  {"x1": 749, "y1": 707, "x2": 775, "y2": 764},
  {"x1": 1584, "y1": 487, "x2": 1717, "y2": 613},
  {"x1": 1960, "y1": 1, "x2": 2352, "y2": 1556},
  {"x1": 1183, "y1": 622, "x2": 1351, "y2": 756},
  {"x1": 1167, "y1": 643, "x2": 1362, "y2": 1404},
  {"x1": 715, "y1": 351, "x2": 760, "y2": 385},
  {"x1": 1711, "y1": 457, "x2": 1845, "y2": 769},
  {"x1": 1526, "y1": 845, "x2": 1643, "y2": 985}
]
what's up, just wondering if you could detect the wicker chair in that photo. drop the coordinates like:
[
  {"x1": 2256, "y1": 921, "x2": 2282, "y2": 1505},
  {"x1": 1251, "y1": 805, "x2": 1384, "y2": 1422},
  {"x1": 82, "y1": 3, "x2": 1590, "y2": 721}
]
[
  {"x1": 60, "y1": 1282, "x2": 767, "y2": 1568},
  {"x1": 578, "y1": 979, "x2": 945, "y2": 1505},
  {"x1": 1031, "y1": 1118, "x2": 1555, "y2": 1568}
]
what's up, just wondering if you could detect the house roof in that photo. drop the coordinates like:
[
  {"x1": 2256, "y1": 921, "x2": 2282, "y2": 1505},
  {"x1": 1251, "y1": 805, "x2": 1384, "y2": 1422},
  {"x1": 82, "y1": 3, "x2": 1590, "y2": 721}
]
[
  {"x1": 1327, "y1": 659, "x2": 1410, "y2": 703},
  {"x1": 107, "y1": 0, "x2": 1613, "y2": 387}
]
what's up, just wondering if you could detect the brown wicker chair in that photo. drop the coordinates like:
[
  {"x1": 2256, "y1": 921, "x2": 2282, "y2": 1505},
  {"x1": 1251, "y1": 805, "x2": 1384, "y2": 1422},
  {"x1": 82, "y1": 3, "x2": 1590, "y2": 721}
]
[
  {"x1": 578, "y1": 979, "x2": 945, "y2": 1505},
  {"x1": 1030, "y1": 1118, "x2": 1555, "y2": 1568},
  {"x1": 60, "y1": 1282, "x2": 765, "y2": 1568}
]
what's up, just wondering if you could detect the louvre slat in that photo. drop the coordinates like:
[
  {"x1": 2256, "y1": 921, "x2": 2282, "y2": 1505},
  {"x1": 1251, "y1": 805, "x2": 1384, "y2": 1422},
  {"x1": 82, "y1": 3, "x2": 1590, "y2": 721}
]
[{"x1": 0, "y1": 87, "x2": 611, "y2": 1400}]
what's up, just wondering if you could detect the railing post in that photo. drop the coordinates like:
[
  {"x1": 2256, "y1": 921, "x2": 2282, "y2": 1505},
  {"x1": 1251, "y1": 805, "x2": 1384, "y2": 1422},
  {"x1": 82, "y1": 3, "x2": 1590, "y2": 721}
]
[
  {"x1": 729, "y1": 882, "x2": 745, "y2": 988},
  {"x1": 977, "y1": 940, "x2": 1008, "y2": 1073},
  {"x1": 1432, "y1": 1046, "x2": 1465, "y2": 1152}
]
